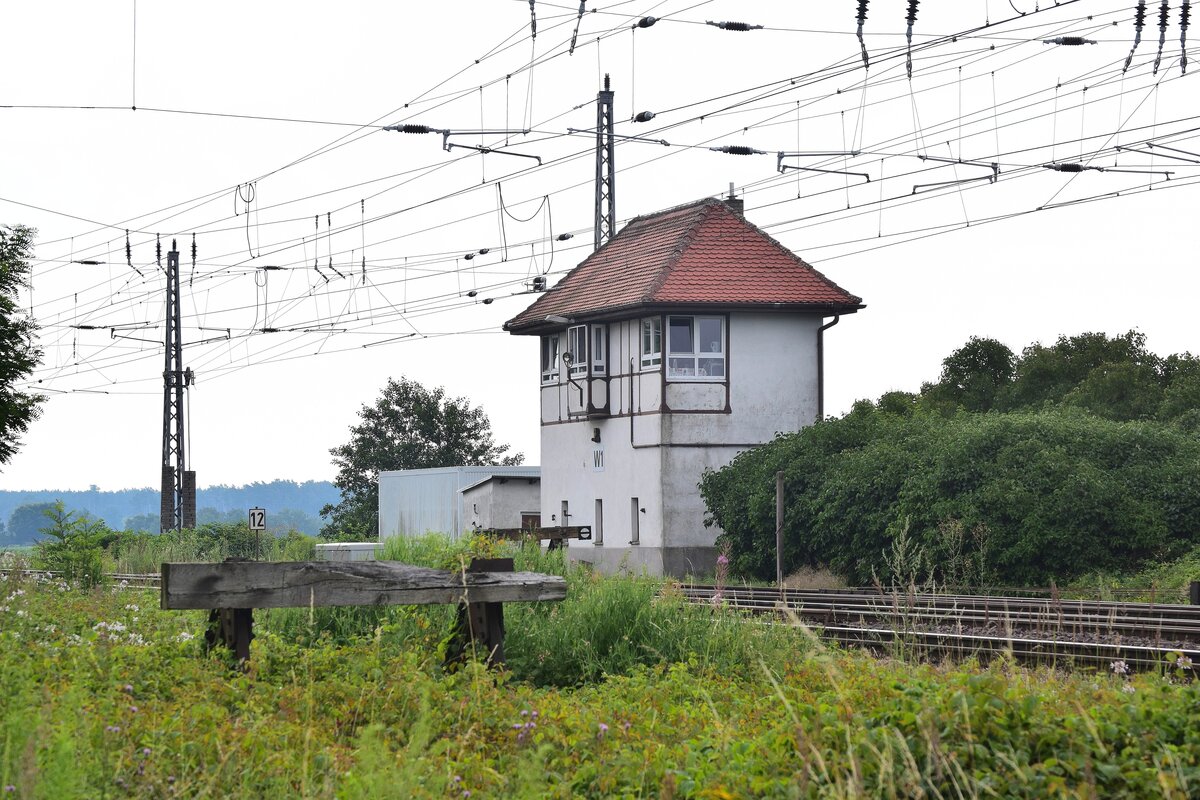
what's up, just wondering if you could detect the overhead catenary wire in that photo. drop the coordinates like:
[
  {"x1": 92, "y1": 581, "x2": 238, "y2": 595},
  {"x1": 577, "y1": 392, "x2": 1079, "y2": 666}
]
[{"x1": 18, "y1": 0, "x2": 1199, "y2": 396}]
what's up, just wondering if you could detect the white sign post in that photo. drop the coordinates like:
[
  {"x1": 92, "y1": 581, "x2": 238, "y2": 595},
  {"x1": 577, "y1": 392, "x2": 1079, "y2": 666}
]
[{"x1": 248, "y1": 508, "x2": 266, "y2": 561}]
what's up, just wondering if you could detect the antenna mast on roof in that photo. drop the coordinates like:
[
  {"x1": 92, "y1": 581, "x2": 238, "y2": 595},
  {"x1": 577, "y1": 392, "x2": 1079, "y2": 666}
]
[{"x1": 595, "y1": 74, "x2": 616, "y2": 251}]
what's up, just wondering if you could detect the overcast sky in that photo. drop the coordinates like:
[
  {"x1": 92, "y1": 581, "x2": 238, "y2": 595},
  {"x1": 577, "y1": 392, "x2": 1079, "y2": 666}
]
[{"x1": 2, "y1": 0, "x2": 1197, "y2": 492}]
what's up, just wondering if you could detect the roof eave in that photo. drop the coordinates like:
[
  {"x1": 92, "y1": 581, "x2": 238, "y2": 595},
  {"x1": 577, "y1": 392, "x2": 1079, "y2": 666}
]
[{"x1": 504, "y1": 299, "x2": 864, "y2": 335}]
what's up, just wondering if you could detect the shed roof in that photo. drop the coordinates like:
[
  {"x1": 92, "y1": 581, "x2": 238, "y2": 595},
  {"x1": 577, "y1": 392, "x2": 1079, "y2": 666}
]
[{"x1": 504, "y1": 198, "x2": 863, "y2": 333}]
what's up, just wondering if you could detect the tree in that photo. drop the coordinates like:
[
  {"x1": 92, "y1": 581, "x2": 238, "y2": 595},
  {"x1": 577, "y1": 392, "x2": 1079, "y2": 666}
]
[
  {"x1": 34, "y1": 501, "x2": 114, "y2": 589},
  {"x1": 0, "y1": 224, "x2": 45, "y2": 464},
  {"x1": 321, "y1": 377, "x2": 522, "y2": 540},
  {"x1": 999, "y1": 330, "x2": 1155, "y2": 411},
  {"x1": 922, "y1": 336, "x2": 1015, "y2": 413},
  {"x1": 8, "y1": 501, "x2": 56, "y2": 543}
]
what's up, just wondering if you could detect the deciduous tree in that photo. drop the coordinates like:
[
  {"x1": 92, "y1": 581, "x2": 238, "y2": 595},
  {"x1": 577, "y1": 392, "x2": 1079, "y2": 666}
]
[
  {"x1": 0, "y1": 224, "x2": 44, "y2": 464},
  {"x1": 321, "y1": 377, "x2": 522, "y2": 540}
]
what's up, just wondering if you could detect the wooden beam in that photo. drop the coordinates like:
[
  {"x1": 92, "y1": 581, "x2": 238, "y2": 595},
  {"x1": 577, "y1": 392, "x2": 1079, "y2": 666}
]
[
  {"x1": 161, "y1": 560, "x2": 567, "y2": 610},
  {"x1": 483, "y1": 525, "x2": 592, "y2": 541}
]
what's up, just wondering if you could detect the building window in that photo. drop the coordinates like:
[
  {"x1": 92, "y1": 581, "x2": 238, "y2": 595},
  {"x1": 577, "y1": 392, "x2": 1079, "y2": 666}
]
[
  {"x1": 630, "y1": 498, "x2": 640, "y2": 544},
  {"x1": 566, "y1": 325, "x2": 587, "y2": 377},
  {"x1": 561, "y1": 500, "x2": 570, "y2": 526},
  {"x1": 592, "y1": 325, "x2": 606, "y2": 375},
  {"x1": 541, "y1": 335, "x2": 559, "y2": 383},
  {"x1": 667, "y1": 315, "x2": 725, "y2": 380},
  {"x1": 640, "y1": 317, "x2": 662, "y2": 368},
  {"x1": 594, "y1": 499, "x2": 604, "y2": 545}
]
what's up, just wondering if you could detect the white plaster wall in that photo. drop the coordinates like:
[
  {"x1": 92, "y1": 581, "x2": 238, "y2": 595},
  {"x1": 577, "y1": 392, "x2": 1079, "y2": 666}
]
[
  {"x1": 540, "y1": 418, "x2": 664, "y2": 551},
  {"x1": 461, "y1": 481, "x2": 495, "y2": 529},
  {"x1": 532, "y1": 311, "x2": 825, "y2": 575},
  {"x1": 664, "y1": 382, "x2": 725, "y2": 411},
  {"x1": 462, "y1": 478, "x2": 540, "y2": 530},
  {"x1": 728, "y1": 312, "x2": 820, "y2": 435}
]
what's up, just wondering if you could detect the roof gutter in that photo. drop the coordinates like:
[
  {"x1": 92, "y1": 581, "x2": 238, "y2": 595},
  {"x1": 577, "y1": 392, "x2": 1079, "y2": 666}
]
[{"x1": 817, "y1": 315, "x2": 840, "y2": 421}]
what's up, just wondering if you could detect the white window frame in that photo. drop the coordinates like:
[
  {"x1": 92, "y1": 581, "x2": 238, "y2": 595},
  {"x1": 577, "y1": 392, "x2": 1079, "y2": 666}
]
[
  {"x1": 591, "y1": 325, "x2": 607, "y2": 375},
  {"x1": 667, "y1": 315, "x2": 725, "y2": 381},
  {"x1": 640, "y1": 317, "x2": 662, "y2": 369},
  {"x1": 566, "y1": 325, "x2": 588, "y2": 377},
  {"x1": 540, "y1": 335, "x2": 560, "y2": 384}
]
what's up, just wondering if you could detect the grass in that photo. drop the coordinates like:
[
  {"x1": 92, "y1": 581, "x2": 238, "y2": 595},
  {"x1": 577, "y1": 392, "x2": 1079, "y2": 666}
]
[
  {"x1": 1067, "y1": 543, "x2": 1200, "y2": 602},
  {"x1": 3, "y1": 557, "x2": 1200, "y2": 798}
]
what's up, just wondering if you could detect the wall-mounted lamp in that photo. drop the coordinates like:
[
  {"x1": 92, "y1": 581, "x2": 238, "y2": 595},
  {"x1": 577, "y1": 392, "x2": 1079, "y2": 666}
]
[
  {"x1": 591, "y1": 428, "x2": 601, "y2": 443},
  {"x1": 639, "y1": 507, "x2": 646, "y2": 513},
  {"x1": 545, "y1": 314, "x2": 572, "y2": 324}
]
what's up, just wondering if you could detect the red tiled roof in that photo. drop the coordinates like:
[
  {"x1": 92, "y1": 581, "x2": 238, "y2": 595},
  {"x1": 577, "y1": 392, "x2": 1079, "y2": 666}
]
[{"x1": 504, "y1": 198, "x2": 863, "y2": 333}]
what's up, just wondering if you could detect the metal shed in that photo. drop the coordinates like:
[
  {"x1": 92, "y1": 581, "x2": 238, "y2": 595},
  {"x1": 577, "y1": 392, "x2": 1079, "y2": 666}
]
[{"x1": 378, "y1": 466, "x2": 541, "y2": 539}]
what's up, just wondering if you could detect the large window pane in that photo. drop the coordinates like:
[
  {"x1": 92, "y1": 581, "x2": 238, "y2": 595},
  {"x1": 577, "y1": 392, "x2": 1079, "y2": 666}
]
[
  {"x1": 698, "y1": 318, "x2": 723, "y2": 353},
  {"x1": 668, "y1": 317, "x2": 694, "y2": 354}
]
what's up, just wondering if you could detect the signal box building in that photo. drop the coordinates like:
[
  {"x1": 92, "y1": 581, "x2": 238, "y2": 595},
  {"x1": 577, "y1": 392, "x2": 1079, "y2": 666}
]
[{"x1": 504, "y1": 197, "x2": 863, "y2": 576}]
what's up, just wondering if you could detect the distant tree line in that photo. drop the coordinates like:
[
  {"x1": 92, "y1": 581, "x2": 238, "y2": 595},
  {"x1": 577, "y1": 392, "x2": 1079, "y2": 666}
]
[
  {"x1": 701, "y1": 331, "x2": 1200, "y2": 586},
  {"x1": 0, "y1": 480, "x2": 339, "y2": 545}
]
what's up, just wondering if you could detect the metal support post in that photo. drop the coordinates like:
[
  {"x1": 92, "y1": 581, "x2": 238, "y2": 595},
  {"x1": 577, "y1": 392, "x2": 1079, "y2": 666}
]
[{"x1": 594, "y1": 75, "x2": 616, "y2": 251}]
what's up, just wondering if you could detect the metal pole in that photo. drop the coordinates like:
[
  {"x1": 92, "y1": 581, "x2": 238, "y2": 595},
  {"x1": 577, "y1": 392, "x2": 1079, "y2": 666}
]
[
  {"x1": 160, "y1": 241, "x2": 185, "y2": 532},
  {"x1": 775, "y1": 471, "x2": 784, "y2": 587},
  {"x1": 594, "y1": 74, "x2": 616, "y2": 252}
]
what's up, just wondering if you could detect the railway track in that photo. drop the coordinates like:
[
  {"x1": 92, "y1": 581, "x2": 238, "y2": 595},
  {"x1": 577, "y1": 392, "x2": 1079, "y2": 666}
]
[
  {"x1": 680, "y1": 584, "x2": 1200, "y2": 671},
  {"x1": 0, "y1": 568, "x2": 161, "y2": 588}
]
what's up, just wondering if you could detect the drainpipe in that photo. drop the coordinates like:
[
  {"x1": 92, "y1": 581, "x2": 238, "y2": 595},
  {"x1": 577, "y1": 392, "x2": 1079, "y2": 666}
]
[{"x1": 817, "y1": 315, "x2": 840, "y2": 421}]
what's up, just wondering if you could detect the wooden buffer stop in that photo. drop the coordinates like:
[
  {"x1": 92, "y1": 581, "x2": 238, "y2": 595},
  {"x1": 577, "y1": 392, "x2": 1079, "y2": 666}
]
[
  {"x1": 481, "y1": 524, "x2": 591, "y2": 550},
  {"x1": 160, "y1": 558, "x2": 566, "y2": 666}
]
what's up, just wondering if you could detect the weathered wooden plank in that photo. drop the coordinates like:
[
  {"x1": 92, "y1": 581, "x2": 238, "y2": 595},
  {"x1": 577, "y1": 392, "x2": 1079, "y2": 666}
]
[{"x1": 160, "y1": 560, "x2": 567, "y2": 610}]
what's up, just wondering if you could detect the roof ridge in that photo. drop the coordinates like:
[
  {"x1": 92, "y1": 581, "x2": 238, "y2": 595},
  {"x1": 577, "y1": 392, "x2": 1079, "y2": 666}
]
[{"x1": 626, "y1": 195, "x2": 723, "y2": 225}]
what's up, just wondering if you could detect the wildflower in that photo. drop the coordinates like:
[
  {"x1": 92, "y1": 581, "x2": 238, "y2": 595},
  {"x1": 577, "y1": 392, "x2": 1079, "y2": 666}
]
[
  {"x1": 3, "y1": 786, "x2": 13, "y2": 793},
  {"x1": 597, "y1": 722, "x2": 609, "y2": 737},
  {"x1": 623, "y1": 721, "x2": 631, "y2": 732},
  {"x1": 716, "y1": 554, "x2": 730, "y2": 566},
  {"x1": 124, "y1": 604, "x2": 140, "y2": 612},
  {"x1": 123, "y1": 684, "x2": 134, "y2": 694},
  {"x1": 129, "y1": 706, "x2": 138, "y2": 713},
  {"x1": 142, "y1": 747, "x2": 152, "y2": 756},
  {"x1": 1177, "y1": 654, "x2": 1194, "y2": 670},
  {"x1": 1110, "y1": 660, "x2": 1129, "y2": 676},
  {"x1": 177, "y1": 631, "x2": 195, "y2": 642},
  {"x1": 1122, "y1": 684, "x2": 1136, "y2": 694},
  {"x1": 106, "y1": 725, "x2": 121, "y2": 733},
  {"x1": 14, "y1": 610, "x2": 26, "y2": 618}
]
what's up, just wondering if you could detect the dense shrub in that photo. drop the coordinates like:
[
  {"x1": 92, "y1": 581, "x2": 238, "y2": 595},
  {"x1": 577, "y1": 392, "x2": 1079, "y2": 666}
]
[
  {"x1": 32, "y1": 501, "x2": 115, "y2": 588},
  {"x1": 702, "y1": 406, "x2": 1200, "y2": 585}
]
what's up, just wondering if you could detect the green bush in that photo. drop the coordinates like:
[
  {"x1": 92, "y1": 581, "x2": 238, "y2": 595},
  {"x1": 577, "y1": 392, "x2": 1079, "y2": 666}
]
[
  {"x1": 702, "y1": 407, "x2": 1200, "y2": 586},
  {"x1": 32, "y1": 501, "x2": 113, "y2": 588}
]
